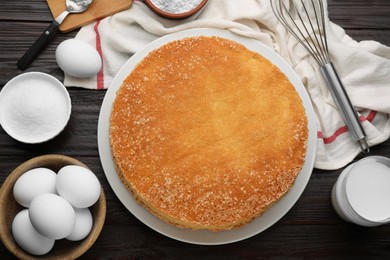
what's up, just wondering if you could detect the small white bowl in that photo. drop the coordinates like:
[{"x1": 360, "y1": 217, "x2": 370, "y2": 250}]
[{"x1": 0, "y1": 72, "x2": 71, "y2": 144}]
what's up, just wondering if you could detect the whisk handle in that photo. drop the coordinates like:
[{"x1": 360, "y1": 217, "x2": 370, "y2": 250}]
[{"x1": 320, "y1": 63, "x2": 370, "y2": 153}]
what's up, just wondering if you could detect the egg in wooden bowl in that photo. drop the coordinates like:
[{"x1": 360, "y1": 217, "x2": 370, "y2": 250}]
[{"x1": 0, "y1": 154, "x2": 106, "y2": 260}]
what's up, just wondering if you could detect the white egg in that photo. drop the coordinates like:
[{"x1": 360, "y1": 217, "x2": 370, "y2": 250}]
[
  {"x1": 66, "y1": 207, "x2": 93, "y2": 241},
  {"x1": 29, "y1": 193, "x2": 75, "y2": 240},
  {"x1": 56, "y1": 165, "x2": 101, "y2": 208},
  {"x1": 13, "y1": 167, "x2": 57, "y2": 207},
  {"x1": 12, "y1": 209, "x2": 55, "y2": 255},
  {"x1": 56, "y1": 39, "x2": 102, "y2": 78}
]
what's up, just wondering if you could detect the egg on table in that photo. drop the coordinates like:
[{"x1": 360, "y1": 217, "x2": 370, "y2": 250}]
[
  {"x1": 28, "y1": 193, "x2": 76, "y2": 240},
  {"x1": 66, "y1": 207, "x2": 93, "y2": 241},
  {"x1": 12, "y1": 209, "x2": 55, "y2": 255},
  {"x1": 13, "y1": 167, "x2": 57, "y2": 207},
  {"x1": 56, "y1": 39, "x2": 102, "y2": 78},
  {"x1": 56, "y1": 165, "x2": 101, "y2": 208}
]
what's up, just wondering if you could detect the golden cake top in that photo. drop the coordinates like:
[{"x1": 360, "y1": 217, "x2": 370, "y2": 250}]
[{"x1": 110, "y1": 36, "x2": 308, "y2": 231}]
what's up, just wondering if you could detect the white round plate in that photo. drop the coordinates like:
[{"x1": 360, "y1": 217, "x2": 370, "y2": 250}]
[{"x1": 98, "y1": 28, "x2": 317, "y2": 245}]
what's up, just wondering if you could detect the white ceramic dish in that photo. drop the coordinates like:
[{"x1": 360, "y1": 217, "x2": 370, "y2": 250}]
[
  {"x1": 0, "y1": 72, "x2": 71, "y2": 144},
  {"x1": 98, "y1": 28, "x2": 317, "y2": 245}
]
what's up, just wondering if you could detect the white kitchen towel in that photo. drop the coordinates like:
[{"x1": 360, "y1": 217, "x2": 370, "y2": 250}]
[{"x1": 64, "y1": 0, "x2": 390, "y2": 170}]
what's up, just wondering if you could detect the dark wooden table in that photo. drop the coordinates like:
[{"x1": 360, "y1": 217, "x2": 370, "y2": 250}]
[{"x1": 1, "y1": 0, "x2": 390, "y2": 259}]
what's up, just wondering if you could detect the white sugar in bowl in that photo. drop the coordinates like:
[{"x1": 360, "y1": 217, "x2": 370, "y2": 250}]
[{"x1": 0, "y1": 72, "x2": 71, "y2": 144}]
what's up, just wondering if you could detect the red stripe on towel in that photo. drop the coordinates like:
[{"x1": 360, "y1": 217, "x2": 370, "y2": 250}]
[
  {"x1": 94, "y1": 20, "x2": 104, "y2": 90},
  {"x1": 317, "y1": 110, "x2": 377, "y2": 144},
  {"x1": 363, "y1": 110, "x2": 377, "y2": 122}
]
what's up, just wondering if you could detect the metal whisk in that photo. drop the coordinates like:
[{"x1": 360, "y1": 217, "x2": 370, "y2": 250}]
[{"x1": 271, "y1": 0, "x2": 369, "y2": 153}]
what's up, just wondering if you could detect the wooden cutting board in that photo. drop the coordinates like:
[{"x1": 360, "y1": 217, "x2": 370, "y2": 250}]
[{"x1": 46, "y1": 0, "x2": 133, "y2": 32}]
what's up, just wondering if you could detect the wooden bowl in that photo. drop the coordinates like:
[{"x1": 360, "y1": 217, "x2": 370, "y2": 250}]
[
  {"x1": 144, "y1": 0, "x2": 208, "y2": 19},
  {"x1": 0, "y1": 154, "x2": 106, "y2": 260}
]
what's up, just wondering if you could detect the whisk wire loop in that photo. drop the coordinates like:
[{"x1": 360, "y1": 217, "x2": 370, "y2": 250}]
[
  {"x1": 271, "y1": 0, "x2": 330, "y2": 65},
  {"x1": 271, "y1": 0, "x2": 369, "y2": 153},
  {"x1": 301, "y1": 0, "x2": 328, "y2": 65},
  {"x1": 316, "y1": 0, "x2": 331, "y2": 62}
]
